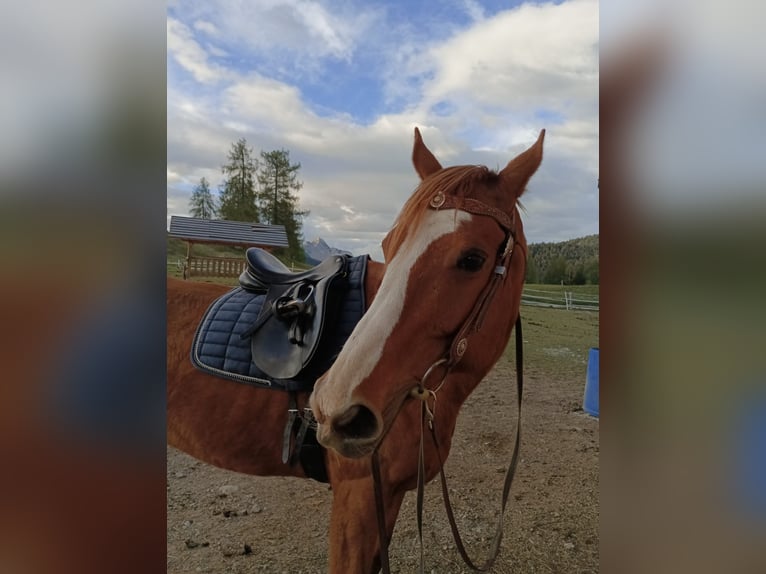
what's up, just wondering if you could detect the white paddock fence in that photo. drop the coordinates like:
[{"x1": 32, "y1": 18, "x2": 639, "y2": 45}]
[{"x1": 521, "y1": 288, "x2": 599, "y2": 311}]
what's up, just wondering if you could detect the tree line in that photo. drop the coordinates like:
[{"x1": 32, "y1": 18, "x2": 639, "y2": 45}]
[
  {"x1": 526, "y1": 234, "x2": 599, "y2": 285},
  {"x1": 189, "y1": 138, "x2": 308, "y2": 263}
]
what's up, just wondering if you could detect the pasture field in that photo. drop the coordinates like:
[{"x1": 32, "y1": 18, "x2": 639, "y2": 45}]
[{"x1": 519, "y1": 304, "x2": 599, "y2": 380}]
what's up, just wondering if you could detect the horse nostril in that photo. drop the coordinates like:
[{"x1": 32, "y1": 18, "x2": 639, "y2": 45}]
[{"x1": 331, "y1": 404, "x2": 379, "y2": 440}]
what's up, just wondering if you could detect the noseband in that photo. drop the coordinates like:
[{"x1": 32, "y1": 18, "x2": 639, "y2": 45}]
[{"x1": 373, "y1": 190, "x2": 526, "y2": 573}]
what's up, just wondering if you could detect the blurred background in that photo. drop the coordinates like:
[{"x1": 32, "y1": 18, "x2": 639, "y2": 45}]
[
  {"x1": 0, "y1": 1, "x2": 166, "y2": 572},
  {"x1": 601, "y1": 0, "x2": 766, "y2": 572},
  {"x1": 1, "y1": 0, "x2": 764, "y2": 572}
]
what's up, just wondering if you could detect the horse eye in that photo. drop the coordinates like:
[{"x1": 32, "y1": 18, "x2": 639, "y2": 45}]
[{"x1": 456, "y1": 250, "x2": 487, "y2": 272}]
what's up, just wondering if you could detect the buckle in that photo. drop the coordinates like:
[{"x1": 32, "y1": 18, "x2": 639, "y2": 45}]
[
  {"x1": 430, "y1": 191, "x2": 446, "y2": 208},
  {"x1": 502, "y1": 235, "x2": 514, "y2": 258}
]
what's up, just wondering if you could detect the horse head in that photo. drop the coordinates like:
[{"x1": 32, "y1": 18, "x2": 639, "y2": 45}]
[{"x1": 310, "y1": 128, "x2": 545, "y2": 459}]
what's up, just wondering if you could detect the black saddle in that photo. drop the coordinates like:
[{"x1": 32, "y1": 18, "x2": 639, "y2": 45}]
[
  {"x1": 190, "y1": 249, "x2": 366, "y2": 483},
  {"x1": 238, "y1": 248, "x2": 350, "y2": 380},
  {"x1": 191, "y1": 250, "x2": 366, "y2": 392},
  {"x1": 240, "y1": 249, "x2": 347, "y2": 293}
]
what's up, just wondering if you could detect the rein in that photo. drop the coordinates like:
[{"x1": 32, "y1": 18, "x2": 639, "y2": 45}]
[
  {"x1": 417, "y1": 317, "x2": 522, "y2": 572},
  {"x1": 372, "y1": 192, "x2": 526, "y2": 573}
]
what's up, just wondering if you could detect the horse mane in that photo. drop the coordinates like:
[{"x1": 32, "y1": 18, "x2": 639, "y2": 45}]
[{"x1": 383, "y1": 164, "x2": 515, "y2": 260}]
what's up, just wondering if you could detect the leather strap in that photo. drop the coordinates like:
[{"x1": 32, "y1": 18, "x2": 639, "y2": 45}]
[
  {"x1": 430, "y1": 192, "x2": 515, "y2": 232},
  {"x1": 415, "y1": 401, "x2": 428, "y2": 573},
  {"x1": 375, "y1": 317, "x2": 524, "y2": 573},
  {"x1": 447, "y1": 267, "x2": 505, "y2": 366},
  {"x1": 282, "y1": 393, "x2": 298, "y2": 464},
  {"x1": 372, "y1": 450, "x2": 391, "y2": 574},
  {"x1": 290, "y1": 409, "x2": 312, "y2": 466},
  {"x1": 419, "y1": 316, "x2": 523, "y2": 571},
  {"x1": 447, "y1": 223, "x2": 518, "y2": 366}
]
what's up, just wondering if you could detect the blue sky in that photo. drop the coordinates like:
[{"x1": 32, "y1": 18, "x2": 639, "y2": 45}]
[{"x1": 167, "y1": 0, "x2": 598, "y2": 259}]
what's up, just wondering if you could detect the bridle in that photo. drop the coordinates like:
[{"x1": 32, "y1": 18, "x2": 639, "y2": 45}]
[{"x1": 372, "y1": 189, "x2": 526, "y2": 573}]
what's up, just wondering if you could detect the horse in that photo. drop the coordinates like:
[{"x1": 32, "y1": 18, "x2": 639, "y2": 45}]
[{"x1": 167, "y1": 126, "x2": 545, "y2": 573}]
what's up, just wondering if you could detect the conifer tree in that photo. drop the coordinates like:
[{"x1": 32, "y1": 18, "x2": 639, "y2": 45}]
[
  {"x1": 218, "y1": 138, "x2": 259, "y2": 222},
  {"x1": 256, "y1": 149, "x2": 308, "y2": 263},
  {"x1": 188, "y1": 176, "x2": 217, "y2": 219}
]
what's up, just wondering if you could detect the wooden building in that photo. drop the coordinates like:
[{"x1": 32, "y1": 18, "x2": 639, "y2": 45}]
[{"x1": 168, "y1": 216, "x2": 289, "y2": 278}]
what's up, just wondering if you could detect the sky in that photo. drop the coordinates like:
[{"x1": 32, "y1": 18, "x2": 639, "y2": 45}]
[{"x1": 167, "y1": 0, "x2": 598, "y2": 260}]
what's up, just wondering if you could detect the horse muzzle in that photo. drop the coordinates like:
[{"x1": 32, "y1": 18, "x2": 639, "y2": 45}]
[{"x1": 313, "y1": 403, "x2": 383, "y2": 458}]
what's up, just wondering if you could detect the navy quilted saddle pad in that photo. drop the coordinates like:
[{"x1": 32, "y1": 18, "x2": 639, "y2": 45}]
[{"x1": 191, "y1": 254, "x2": 367, "y2": 392}]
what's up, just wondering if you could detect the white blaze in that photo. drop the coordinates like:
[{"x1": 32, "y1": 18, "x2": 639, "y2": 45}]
[{"x1": 314, "y1": 209, "x2": 472, "y2": 416}]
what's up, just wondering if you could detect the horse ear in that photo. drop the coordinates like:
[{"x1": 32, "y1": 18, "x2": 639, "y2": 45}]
[
  {"x1": 412, "y1": 127, "x2": 442, "y2": 180},
  {"x1": 499, "y1": 129, "x2": 545, "y2": 196}
]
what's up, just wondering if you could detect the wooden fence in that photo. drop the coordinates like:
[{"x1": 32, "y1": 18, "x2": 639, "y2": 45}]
[{"x1": 185, "y1": 256, "x2": 247, "y2": 278}]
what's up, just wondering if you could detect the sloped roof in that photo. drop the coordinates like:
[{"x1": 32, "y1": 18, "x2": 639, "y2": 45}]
[{"x1": 168, "y1": 216, "x2": 289, "y2": 248}]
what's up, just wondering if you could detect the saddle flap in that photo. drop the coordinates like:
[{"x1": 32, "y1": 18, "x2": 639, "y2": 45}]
[{"x1": 249, "y1": 260, "x2": 348, "y2": 379}]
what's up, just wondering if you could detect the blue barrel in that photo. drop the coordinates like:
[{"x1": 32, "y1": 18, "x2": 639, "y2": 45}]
[{"x1": 583, "y1": 347, "x2": 599, "y2": 417}]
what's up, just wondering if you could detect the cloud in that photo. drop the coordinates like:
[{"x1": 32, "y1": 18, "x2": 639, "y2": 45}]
[
  {"x1": 222, "y1": 75, "x2": 310, "y2": 127},
  {"x1": 167, "y1": 0, "x2": 599, "y2": 258},
  {"x1": 169, "y1": 0, "x2": 381, "y2": 77},
  {"x1": 192, "y1": 19, "x2": 217, "y2": 36},
  {"x1": 461, "y1": 0, "x2": 486, "y2": 22},
  {"x1": 422, "y1": 0, "x2": 598, "y2": 110},
  {"x1": 167, "y1": 18, "x2": 226, "y2": 84}
]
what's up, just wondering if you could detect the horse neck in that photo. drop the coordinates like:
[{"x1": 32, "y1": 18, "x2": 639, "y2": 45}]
[{"x1": 363, "y1": 259, "x2": 385, "y2": 311}]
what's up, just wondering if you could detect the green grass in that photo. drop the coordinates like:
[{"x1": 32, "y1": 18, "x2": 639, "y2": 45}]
[{"x1": 513, "y1": 304, "x2": 599, "y2": 381}]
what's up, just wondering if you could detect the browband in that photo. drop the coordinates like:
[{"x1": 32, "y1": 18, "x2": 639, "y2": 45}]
[{"x1": 428, "y1": 190, "x2": 515, "y2": 232}]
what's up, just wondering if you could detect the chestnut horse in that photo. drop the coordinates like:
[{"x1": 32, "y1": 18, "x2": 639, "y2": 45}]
[{"x1": 167, "y1": 127, "x2": 544, "y2": 573}]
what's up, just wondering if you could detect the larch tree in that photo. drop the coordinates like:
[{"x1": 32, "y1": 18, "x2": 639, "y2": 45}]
[
  {"x1": 256, "y1": 149, "x2": 308, "y2": 263},
  {"x1": 218, "y1": 138, "x2": 259, "y2": 222}
]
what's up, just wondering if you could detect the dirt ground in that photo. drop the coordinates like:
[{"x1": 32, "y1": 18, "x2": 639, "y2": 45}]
[{"x1": 167, "y1": 339, "x2": 599, "y2": 574}]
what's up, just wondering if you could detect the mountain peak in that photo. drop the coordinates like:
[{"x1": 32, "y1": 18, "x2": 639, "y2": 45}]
[
  {"x1": 303, "y1": 237, "x2": 351, "y2": 264},
  {"x1": 307, "y1": 237, "x2": 329, "y2": 248}
]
